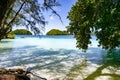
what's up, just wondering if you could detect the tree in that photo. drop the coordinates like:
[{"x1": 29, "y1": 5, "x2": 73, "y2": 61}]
[
  {"x1": 67, "y1": 0, "x2": 120, "y2": 51},
  {"x1": 0, "y1": 0, "x2": 61, "y2": 39}
]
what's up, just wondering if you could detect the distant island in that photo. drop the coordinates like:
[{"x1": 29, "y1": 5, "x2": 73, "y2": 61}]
[
  {"x1": 8, "y1": 29, "x2": 32, "y2": 39},
  {"x1": 46, "y1": 29, "x2": 70, "y2": 35}
]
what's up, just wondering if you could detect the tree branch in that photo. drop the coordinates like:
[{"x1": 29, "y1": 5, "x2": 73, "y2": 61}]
[
  {"x1": 6, "y1": 1, "x2": 25, "y2": 32},
  {"x1": 0, "y1": 0, "x2": 15, "y2": 29},
  {"x1": 44, "y1": 2, "x2": 63, "y2": 24}
]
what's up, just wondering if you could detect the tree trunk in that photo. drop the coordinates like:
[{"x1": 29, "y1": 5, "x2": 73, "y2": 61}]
[{"x1": 0, "y1": 0, "x2": 15, "y2": 40}]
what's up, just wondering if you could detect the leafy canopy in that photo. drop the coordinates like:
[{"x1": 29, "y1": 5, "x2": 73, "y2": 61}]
[{"x1": 67, "y1": 0, "x2": 120, "y2": 51}]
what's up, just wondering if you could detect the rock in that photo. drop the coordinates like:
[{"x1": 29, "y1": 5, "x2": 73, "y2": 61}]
[
  {"x1": 0, "y1": 68, "x2": 8, "y2": 74},
  {"x1": 0, "y1": 74, "x2": 18, "y2": 80},
  {"x1": 16, "y1": 74, "x2": 30, "y2": 80},
  {"x1": 0, "y1": 68, "x2": 47, "y2": 80},
  {"x1": 0, "y1": 68, "x2": 30, "y2": 80}
]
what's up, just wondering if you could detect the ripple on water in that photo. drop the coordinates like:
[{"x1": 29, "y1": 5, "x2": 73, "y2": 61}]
[{"x1": 0, "y1": 36, "x2": 104, "y2": 79}]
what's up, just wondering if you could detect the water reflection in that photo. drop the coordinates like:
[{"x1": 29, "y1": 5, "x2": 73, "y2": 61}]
[{"x1": 0, "y1": 39, "x2": 13, "y2": 54}]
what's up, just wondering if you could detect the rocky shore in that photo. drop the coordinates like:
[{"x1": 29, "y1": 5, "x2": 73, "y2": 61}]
[
  {"x1": 0, "y1": 68, "x2": 47, "y2": 80},
  {"x1": 0, "y1": 68, "x2": 30, "y2": 80}
]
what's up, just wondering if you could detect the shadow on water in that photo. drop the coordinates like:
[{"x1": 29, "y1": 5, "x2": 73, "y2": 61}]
[
  {"x1": 0, "y1": 45, "x2": 38, "y2": 67},
  {"x1": 0, "y1": 46, "x2": 13, "y2": 54},
  {"x1": 66, "y1": 49, "x2": 120, "y2": 80},
  {"x1": 0, "y1": 39, "x2": 14, "y2": 54},
  {"x1": 84, "y1": 49, "x2": 120, "y2": 80},
  {"x1": 7, "y1": 48, "x2": 81, "y2": 70},
  {"x1": 1, "y1": 42, "x2": 120, "y2": 80}
]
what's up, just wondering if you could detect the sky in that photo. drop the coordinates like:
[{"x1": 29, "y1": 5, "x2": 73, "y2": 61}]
[
  {"x1": 13, "y1": 0, "x2": 78, "y2": 34},
  {"x1": 43, "y1": 0, "x2": 77, "y2": 34}
]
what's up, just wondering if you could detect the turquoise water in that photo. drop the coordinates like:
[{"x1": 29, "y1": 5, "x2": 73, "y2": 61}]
[{"x1": 0, "y1": 35, "x2": 104, "y2": 79}]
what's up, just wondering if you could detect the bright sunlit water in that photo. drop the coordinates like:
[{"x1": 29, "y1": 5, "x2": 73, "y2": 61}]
[{"x1": 0, "y1": 35, "x2": 104, "y2": 79}]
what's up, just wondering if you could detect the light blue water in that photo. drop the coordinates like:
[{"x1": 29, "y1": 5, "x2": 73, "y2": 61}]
[{"x1": 0, "y1": 35, "x2": 104, "y2": 79}]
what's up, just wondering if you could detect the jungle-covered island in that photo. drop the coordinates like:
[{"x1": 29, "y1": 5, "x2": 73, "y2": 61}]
[
  {"x1": 0, "y1": 0, "x2": 120, "y2": 80},
  {"x1": 7, "y1": 29, "x2": 32, "y2": 39},
  {"x1": 46, "y1": 29, "x2": 69, "y2": 35}
]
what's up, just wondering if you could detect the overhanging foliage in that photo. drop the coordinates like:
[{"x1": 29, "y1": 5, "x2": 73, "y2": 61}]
[{"x1": 67, "y1": 0, "x2": 120, "y2": 51}]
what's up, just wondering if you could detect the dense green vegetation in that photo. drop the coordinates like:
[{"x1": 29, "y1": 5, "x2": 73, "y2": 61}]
[
  {"x1": 7, "y1": 29, "x2": 32, "y2": 39},
  {"x1": 46, "y1": 29, "x2": 69, "y2": 35},
  {"x1": 10, "y1": 29, "x2": 32, "y2": 35},
  {"x1": 67, "y1": 0, "x2": 120, "y2": 51}
]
